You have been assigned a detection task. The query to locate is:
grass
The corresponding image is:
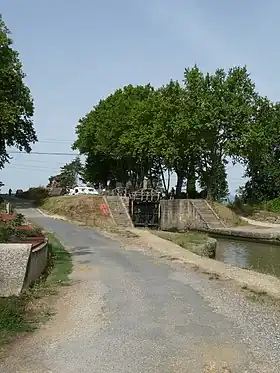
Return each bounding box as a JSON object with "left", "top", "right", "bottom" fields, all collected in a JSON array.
[
  {"left": 211, "top": 202, "right": 246, "bottom": 227},
  {"left": 154, "top": 230, "right": 206, "bottom": 246},
  {"left": 0, "top": 233, "right": 72, "bottom": 349},
  {"left": 41, "top": 195, "right": 115, "bottom": 228},
  {"left": 227, "top": 199, "right": 280, "bottom": 223},
  {"left": 44, "top": 233, "right": 72, "bottom": 287},
  {"left": 152, "top": 230, "right": 215, "bottom": 257}
]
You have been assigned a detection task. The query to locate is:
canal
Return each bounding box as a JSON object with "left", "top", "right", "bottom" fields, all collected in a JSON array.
[{"left": 215, "top": 237, "right": 280, "bottom": 278}]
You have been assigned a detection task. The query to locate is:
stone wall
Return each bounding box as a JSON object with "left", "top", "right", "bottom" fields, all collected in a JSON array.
[
  {"left": 160, "top": 199, "right": 207, "bottom": 231},
  {"left": 0, "top": 241, "right": 48, "bottom": 297}
]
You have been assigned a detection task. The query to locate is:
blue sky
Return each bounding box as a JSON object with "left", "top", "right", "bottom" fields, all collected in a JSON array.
[{"left": 0, "top": 0, "right": 279, "bottom": 193}]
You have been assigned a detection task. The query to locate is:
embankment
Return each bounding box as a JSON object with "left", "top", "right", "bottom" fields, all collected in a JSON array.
[
  {"left": 198, "top": 226, "right": 280, "bottom": 243},
  {"left": 40, "top": 195, "right": 115, "bottom": 228},
  {"left": 130, "top": 228, "right": 280, "bottom": 300}
]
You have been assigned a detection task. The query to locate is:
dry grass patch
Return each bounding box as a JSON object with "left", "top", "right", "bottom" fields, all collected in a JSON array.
[
  {"left": 41, "top": 195, "right": 115, "bottom": 228},
  {"left": 211, "top": 202, "right": 246, "bottom": 227}
]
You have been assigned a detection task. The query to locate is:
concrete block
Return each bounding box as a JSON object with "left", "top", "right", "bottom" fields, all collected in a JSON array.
[{"left": 0, "top": 243, "right": 32, "bottom": 297}]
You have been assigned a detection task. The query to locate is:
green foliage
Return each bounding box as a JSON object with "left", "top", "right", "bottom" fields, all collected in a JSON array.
[
  {"left": 153, "top": 231, "right": 214, "bottom": 257},
  {"left": 72, "top": 64, "right": 269, "bottom": 201},
  {"left": 264, "top": 198, "right": 280, "bottom": 213},
  {"left": 227, "top": 198, "right": 256, "bottom": 217},
  {"left": 44, "top": 233, "right": 73, "bottom": 286},
  {"left": 0, "top": 297, "right": 33, "bottom": 337},
  {"left": 236, "top": 98, "right": 280, "bottom": 204},
  {"left": 20, "top": 187, "right": 49, "bottom": 205},
  {"left": 49, "top": 156, "right": 83, "bottom": 189},
  {"left": 0, "top": 215, "right": 41, "bottom": 243},
  {"left": 0, "top": 15, "right": 37, "bottom": 168}
]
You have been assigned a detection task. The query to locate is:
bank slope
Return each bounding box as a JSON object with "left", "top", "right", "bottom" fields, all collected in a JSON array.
[{"left": 40, "top": 195, "right": 115, "bottom": 228}]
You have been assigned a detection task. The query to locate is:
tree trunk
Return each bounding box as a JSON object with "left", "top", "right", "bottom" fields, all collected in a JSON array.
[
  {"left": 167, "top": 169, "right": 171, "bottom": 191},
  {"left": 159, "top": 163, "right": 168, "bottom": 195},
  {"left": 175, "top": 171, "right": 184, "bottom": 198},
  {"left": 186, "top": 162, "right": 196, "bottom": 198},
  {"left": 206, "top": 187, "right": 213, "bottom": 200}
]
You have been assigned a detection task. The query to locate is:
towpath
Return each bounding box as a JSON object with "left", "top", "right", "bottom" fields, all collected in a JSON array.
[{"left": 1, "top": 203, "right": 280, "bottom": 372}]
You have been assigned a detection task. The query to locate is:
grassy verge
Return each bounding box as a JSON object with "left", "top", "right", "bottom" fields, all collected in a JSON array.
[
  {"left": 43, "top": 233, "right": 72, "bottom": 287},
  {"left": 211, "top": 202, "right": 247, "bottom": 226},
  {"left": 227, "top": 199, "right": 280, "bottom": 223},
  {"left": 152, "top": 230, "right": 215, "bottom": 257},
  {"left": 0, "top": 233, "right": 72, "bottom": 350}
]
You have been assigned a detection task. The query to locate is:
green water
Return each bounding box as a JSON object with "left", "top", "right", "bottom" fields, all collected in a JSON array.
[{"left": 215, "top": 237, "right": 280, "bottom": 278}]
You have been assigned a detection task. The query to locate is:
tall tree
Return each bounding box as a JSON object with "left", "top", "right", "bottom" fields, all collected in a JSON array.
[
  {"left": 0, "top": 15, "right": 37, "bottom": 167},
  {"left": 237, "top": 97, "right": 280, "bottom": 203},
  {"left": 192, "top": 66, "right": 257, "bottom": 200},
  {"left": 73, "top": 65, "right": 260, "bottom": 201},
  {"left": 51, "top": 157, "right": 83, "bottom": 189},
  {"left": 74, "top": 84, "right": 155, "bottom": 189},
  {"left": 150, "top": 80, "right": 195, "bottom": 197}
]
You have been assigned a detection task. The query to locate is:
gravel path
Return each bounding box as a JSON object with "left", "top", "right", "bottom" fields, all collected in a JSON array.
[{"left": 1, "top": 205, "right": 280, "bottom": 372}]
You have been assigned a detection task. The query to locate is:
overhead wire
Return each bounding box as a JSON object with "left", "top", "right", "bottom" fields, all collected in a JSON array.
[{"left": 9, "top": 151, "right": 79, "bottom": 156}]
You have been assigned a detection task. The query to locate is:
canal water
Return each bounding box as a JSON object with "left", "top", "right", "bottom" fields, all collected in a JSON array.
[{"left": 214, "top": 237, "right": 280, "bottom": 278}]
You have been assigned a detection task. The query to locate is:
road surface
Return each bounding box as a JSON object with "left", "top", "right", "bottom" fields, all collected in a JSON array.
[{"left": 1, "top": 203, "right": 280, "bottom": 372}]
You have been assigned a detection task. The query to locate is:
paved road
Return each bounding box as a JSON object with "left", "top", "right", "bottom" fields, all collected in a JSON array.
[{"left": 1, "top": 204, "right": 280, "bottom": 372}]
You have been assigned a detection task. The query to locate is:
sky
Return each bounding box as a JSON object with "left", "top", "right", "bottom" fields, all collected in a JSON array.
[{"left": 0, "top": 0, "right": 279, "bottom": 194}]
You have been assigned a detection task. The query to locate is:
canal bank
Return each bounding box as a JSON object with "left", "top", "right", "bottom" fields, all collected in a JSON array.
[
  {"left": 154, "top": 228, "right": 280, "bottom": 279},
  {"left": 193, "top": 225, "right": 280, "bottom": 243},
  {"left": 128, "top": 228, "right": 280, "bottom": 300}
]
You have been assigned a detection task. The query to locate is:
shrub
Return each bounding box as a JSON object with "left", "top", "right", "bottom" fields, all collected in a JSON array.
[
  {"left": 264, "top": 197, "right": 280, "bottom": 213},
  {"left": 0, "top": 215, "right": 42, "bottom": 243},
  {"left": 227, "top": 198, "right": 256, "bottom": 216},
  {"left": 19, "top": 187, "right": 49, "bottom": 205}
]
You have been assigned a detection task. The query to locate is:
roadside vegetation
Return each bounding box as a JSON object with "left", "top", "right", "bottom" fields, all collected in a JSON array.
[
  {"left": 0, "top": 213, "right": 42, "bottom": 243},
  {"left": 152, "top": 231, "right": 215, "bottom": 258},
  {"left": 210, "top": 202, "right": 246, "bottom": 227},
  {"left": 19, "top": 187, "right": 49, "bottom": 206},
  {"left": 0, "top": 234, "right": 72, "bottom": 352},
  {"left": 228, "top": 197, "right": 280, "bottom": 224}
]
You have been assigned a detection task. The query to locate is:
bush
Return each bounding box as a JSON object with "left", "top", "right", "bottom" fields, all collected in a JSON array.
[
  {"left": 19, "top": 187, "right": 49, "bottom": 205},
  {"left": 0, "top": 214, "right": 42, "bottom": 243},
  {"left": 227, "top": 198, "right": 256, "bottom": 216},
  {"left": 263, "top": 197, "right": 280, "bottom": 213}
]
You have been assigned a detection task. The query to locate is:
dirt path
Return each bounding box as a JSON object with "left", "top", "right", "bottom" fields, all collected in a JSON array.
[{"left": 0, "top": 206, "right": 280, "bottom": 372}]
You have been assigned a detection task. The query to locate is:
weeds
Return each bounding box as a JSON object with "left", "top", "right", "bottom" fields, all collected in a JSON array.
[{"left": 153, "top": 231, "right": 214, "bottom": 257}]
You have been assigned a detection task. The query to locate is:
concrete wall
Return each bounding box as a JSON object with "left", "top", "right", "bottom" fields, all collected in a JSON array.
[
  {"left": 0, "top": 241, "right": 48, "bottom": 297},
  {"left": 23, "top": 241, "right": 48, "bottom": 290},
  {"left": 160, "top": 199, "right": 207, "bottom": 231}
]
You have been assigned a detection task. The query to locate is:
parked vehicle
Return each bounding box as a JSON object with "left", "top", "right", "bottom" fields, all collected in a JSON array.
[{"left": 68, "top": 186, "right": 99, "bottom": 196}]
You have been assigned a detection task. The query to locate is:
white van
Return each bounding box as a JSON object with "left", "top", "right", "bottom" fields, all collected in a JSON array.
[{"left": 68, "top": 186, "right": 99, "bottom": 196}]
